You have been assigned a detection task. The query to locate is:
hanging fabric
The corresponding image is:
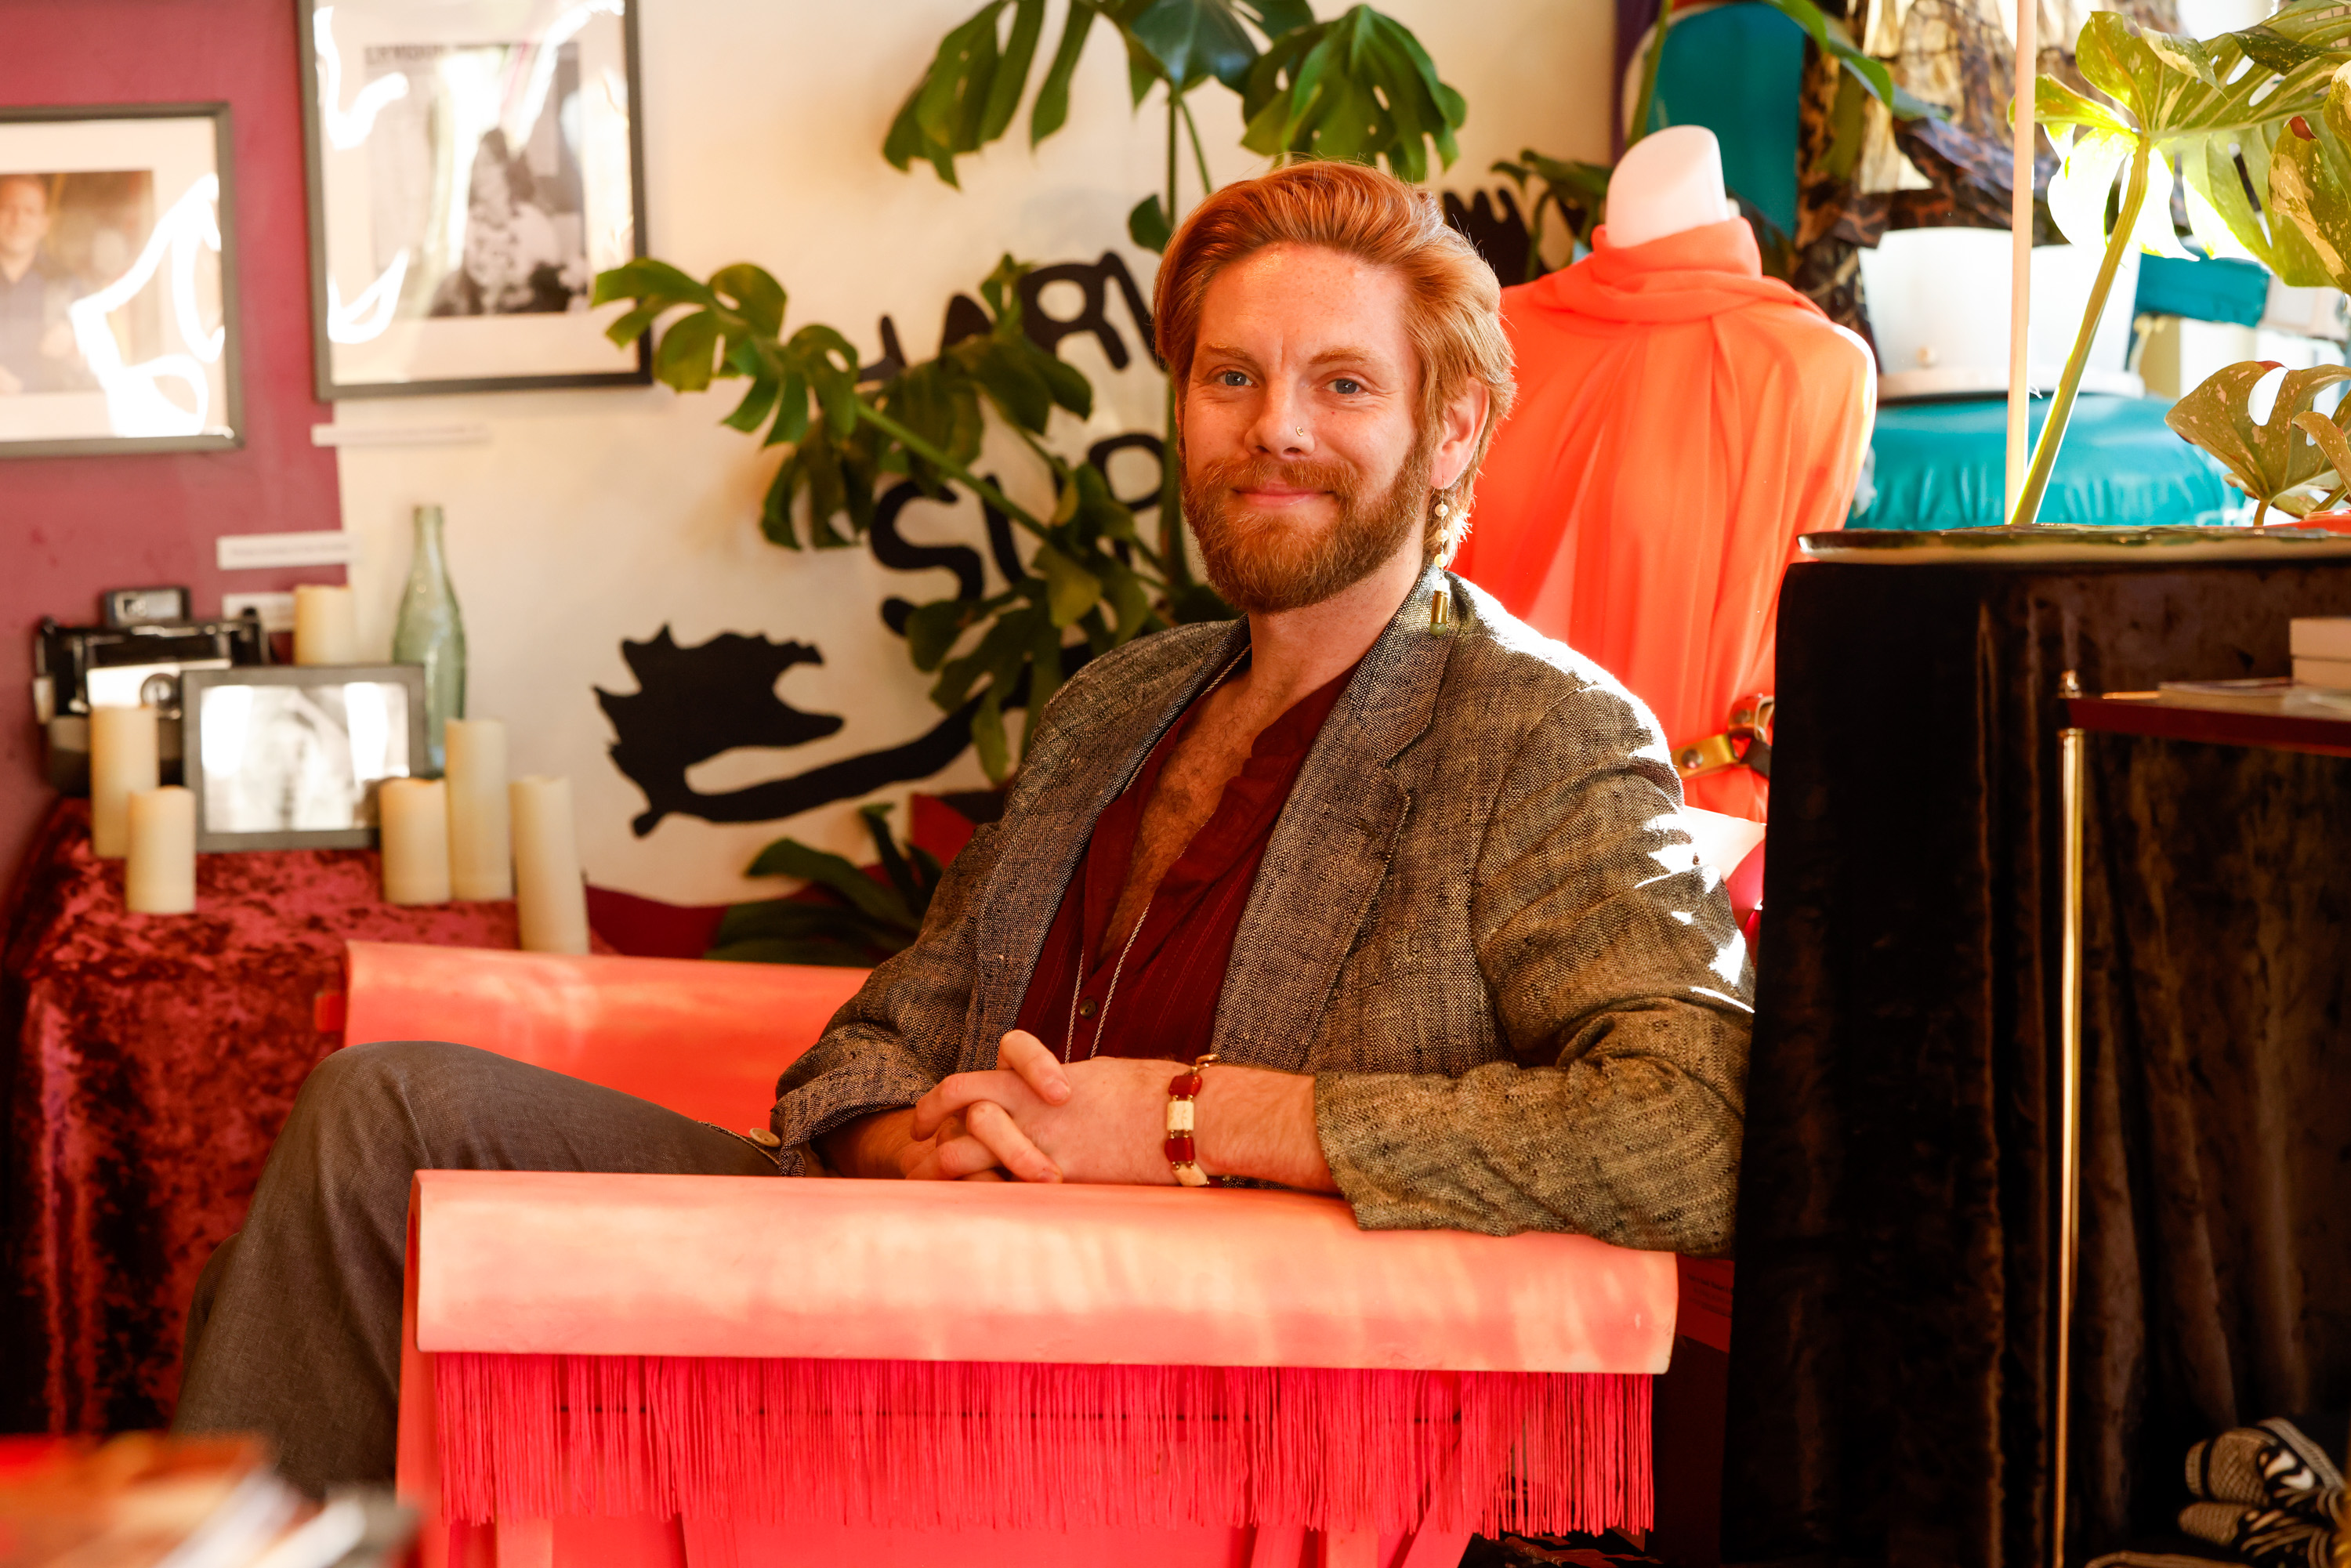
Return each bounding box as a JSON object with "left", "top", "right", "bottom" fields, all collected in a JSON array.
[{"left": 1454, "top": 217, "right": 1873, "bottom": 820}]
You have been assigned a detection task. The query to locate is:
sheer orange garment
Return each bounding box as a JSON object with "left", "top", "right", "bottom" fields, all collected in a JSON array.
[{"left": 1452, "top": 218, "right": 1873, "bottom": 820}]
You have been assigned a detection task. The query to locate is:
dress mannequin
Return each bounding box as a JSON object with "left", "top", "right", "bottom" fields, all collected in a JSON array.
[
  {"left": 1451, "top": 126, "right": 1873, "bottom": 820},
  {"left": 1604, "top": 126, "right": 1732, "bottom": 249}
]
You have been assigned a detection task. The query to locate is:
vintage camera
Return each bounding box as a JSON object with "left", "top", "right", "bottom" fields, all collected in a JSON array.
[{"left": 36, "top": 588, "right": 273, "bottom": 794}]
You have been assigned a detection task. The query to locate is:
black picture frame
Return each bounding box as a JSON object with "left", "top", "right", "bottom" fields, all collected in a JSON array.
[
  {"left": 0, "top": 103, "right": 243, "bottom": 459},
  {"left": 183, "top": 664, "right": 429, "bottom": 851},
  {"left": 295, "top": 0, "right": 651, "bottom": 400}
]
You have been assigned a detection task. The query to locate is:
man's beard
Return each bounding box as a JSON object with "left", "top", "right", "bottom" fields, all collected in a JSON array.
[{"left": 1183, "top": 437, "right": 1433, "bottom": 614}]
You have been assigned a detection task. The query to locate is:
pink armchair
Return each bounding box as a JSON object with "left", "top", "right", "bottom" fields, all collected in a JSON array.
[{"left": 340, "top": 941, "right": 1681, "bottom": 1568}]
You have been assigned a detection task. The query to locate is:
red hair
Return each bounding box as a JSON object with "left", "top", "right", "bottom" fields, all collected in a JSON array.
[{"left": 1154, "top": 161, "right": 1516, "bottom": 563}]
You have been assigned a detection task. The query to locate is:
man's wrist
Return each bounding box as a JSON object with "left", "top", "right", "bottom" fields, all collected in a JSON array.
[
  {"left": 818, "top": 1106, "right": 918, "bottom": 1179},
  {"left": 1190, "top": 1064, "right": 1338, "bottom": 1193}
]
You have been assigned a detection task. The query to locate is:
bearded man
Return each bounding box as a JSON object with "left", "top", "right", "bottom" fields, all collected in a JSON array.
[{"left": 176, "top": 161, "right": 1751, "bottom": 1494}]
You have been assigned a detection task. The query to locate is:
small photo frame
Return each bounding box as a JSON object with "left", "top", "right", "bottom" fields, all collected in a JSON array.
[
  {"left": 297, "top": 0, "right": 650, "bottom": 398},
  {"left": 0, "top": 104, "right": 241, "bottom": 458},
  {"left": 183, "top": 665, "right": 427, "bottom": 851}
]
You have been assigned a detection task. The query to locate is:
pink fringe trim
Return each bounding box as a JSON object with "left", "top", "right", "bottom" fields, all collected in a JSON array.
[{"left": 434, "top": 1355, "right": 1649, "bottom": 1538}]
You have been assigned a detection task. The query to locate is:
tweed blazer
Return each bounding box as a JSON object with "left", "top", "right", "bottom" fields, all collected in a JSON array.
[{"left": 770, "top": 567, "right": 1753, "bottom": 1253}]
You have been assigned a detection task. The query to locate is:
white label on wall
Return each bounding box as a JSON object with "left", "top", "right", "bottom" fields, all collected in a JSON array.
[{"left": 216, "top": 531, "right": 355, "bottom": 570}]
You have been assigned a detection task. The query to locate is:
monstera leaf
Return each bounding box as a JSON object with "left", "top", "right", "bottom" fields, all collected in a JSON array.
[
  {"left": 2037, "top": 11, "right": 2340, "bottom": 277},
  {"left": 2164, "top": 360, "right": 2351, "bottom": 523},
  {"left": 2269, "top": 60, "right": 2351, "bottom": 291},
  {"left": 1240, "top": 6, "right": 1465, "bottom": 180},
  {"left": 885, "top": 0, "right": 1317, "bottom": 186}
]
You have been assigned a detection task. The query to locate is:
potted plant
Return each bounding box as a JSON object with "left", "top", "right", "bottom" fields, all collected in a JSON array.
[{"left": 2016, "top": 1, "right": 2351, "bottom": 523}]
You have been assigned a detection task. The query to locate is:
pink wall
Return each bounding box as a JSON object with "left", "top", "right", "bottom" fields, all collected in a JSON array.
[{"left": 1, "top": 0, "right": 343, "bottom": 897}]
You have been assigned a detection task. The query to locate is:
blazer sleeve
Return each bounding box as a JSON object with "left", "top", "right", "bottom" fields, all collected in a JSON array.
[
  {"left": 764, "top": 813, "right": 1005, "bottom": 1174},
  {"left": 1310, "top": 683, "right": 1753, "bottom": 1253}
]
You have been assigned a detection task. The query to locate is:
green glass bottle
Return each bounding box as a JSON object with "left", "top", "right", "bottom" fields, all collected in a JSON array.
[{"left": 392, "top": 503, "right": 466, "bottom": 777}]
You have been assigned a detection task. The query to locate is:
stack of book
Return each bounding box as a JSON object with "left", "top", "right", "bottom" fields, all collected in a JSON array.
[
  {"left": 0, "top": 1433, "right": 412, "bottom": 1567},
  {"left": 2292, "top": 617, "right": 2351, "bottom": 698}
]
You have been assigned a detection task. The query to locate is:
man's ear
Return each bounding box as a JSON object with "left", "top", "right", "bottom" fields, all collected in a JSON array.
[{"left": 1433, "top": 382, "right": 1490, "bottom": 491}]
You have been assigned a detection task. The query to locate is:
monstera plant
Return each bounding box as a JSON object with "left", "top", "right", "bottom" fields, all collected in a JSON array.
[
  {"left": 595, "top": 255, "right": 1161, "bottom": 780},
  {"left": 886, "top": 0, "right": 1466, "bottom": 577},
  {"left": 2016, "top": 3, "right": 2351, "bottom": 524}
]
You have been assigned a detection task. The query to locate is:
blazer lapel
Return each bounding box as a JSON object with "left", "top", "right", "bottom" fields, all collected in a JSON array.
[
  {"left": 1212, "top": 568, "right": 1460, "bottom": 1071},
  {"left": 965, "top": 621, "right": 1251, "bottom": 1053}
]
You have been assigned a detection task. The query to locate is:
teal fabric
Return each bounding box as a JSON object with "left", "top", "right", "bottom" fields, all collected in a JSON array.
[
  {"left": 2133, "top": 253, "right": 2269, "bottom": 327},
  {"left": 1854, "top": 394, "right": 2234, "bottom": 530},
  {"left": 1646, "top": 4, "right": 1805, "bottom": 239}
]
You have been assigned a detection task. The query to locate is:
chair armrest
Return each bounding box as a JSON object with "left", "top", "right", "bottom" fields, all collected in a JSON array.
[
  {"left": 344, "top": 942, "right": 870, "bottom": 1127},
  {"left": 411, "top": 1170, "right": 1678, "bottom": 1373}
]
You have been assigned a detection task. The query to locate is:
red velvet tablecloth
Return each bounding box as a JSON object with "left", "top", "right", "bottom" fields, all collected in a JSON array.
[{"left": 0, "top": 798, "right": 542, "bottom": 1434}]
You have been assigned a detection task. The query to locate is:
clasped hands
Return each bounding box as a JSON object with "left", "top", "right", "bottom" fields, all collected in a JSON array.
[
  {"left": 828, "top": 1030, "right": 1182, "bottom": 1185},
  {"left": 820, "top": 1030, "right": 1335, "bottom": 1191}
]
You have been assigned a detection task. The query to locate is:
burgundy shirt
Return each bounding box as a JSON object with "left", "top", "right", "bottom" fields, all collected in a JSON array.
[{"left": 1012, "top": 657, "right": 1359, "bottom": 1063}]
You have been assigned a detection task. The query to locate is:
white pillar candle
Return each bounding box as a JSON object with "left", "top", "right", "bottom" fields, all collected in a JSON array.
[
  {"left": 89, "top": 704, "right": 160, "bottom": 860},
  {"left": 444, "top": 718, "right": 513, "bottom": 901},
  {"left": 511, "top": 775, "right": 589, "bottom": 954},
  {"left": 378, "top": 777, "right": 452, "bottom": 905},
  {"left": 293, "top": 584, "right": 359, "bottom": 666},
  {"left": 125, "top": 786, "right": 196, "bottom": 914}
]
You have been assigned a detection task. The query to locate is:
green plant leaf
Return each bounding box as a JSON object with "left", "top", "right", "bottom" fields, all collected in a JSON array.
[
  {"left": 710, "top": 897, "right": 904, "bottom": 950},
  {"left": 2164, "top": 357, "right": 2351, "bottom": 517},
  {"left": 602, "top": 299, "right": 668, "bottom": 348},
  {"left": 904, "top": 596, "right": 976, "bottom": 671},
  {"left": 1115, "top": 0, "right": 1262, "bottom": 91},
  {"left": 972, "top": 340, "right": 1054, "bottom": 432},
  {"left": 1751, "top": 0, "right": 1937, "bottom": 120},
  {"left": 980, "top": 0, "right": 1049, "bottom": 143},
  {"left": 653, "top": 310, "right": 723, "bottom": 391},
  {"left": 722, "top": 375, "right": 779, "bottom": 433},
  {"left": 1031, "top": 0, "right": 1097, "bottom": 143},
  {"left": 972, "top": 687, "right": 1012, "bottom": 780},
  {"left": 860, "top": 802, "right": 926, "bottom": 914},
  {"left": 1026, "top": 607, "right": 1068, "bottom": 727},
  {"left": 1033, "top": 539, "right": 1105, "bottom": 626},
  {"left": 591, "top": 258, "right": 713, "bottom": 309},
  {"left": 2036, "top": 14, "right": 2341, "bottom": 276},
  {"left": 1240, "top": 6, "right": 1465, "bottom": 178},
  {"left": 1128, "top": 192, "right": 1173, "bottom": 252},
  {"left": 2269, "top": 60, "right": 2351, "bottom": 289},
  {"left": 745, "top": 837, "right": 917, "bottom": 929},
  {"left": 708, "top": 263, "right": 786, "bottom": 337}
]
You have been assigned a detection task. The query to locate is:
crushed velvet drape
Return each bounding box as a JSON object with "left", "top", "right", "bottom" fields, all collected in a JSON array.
[
  {"left": 1726, "top": 556, "right": 2351, "bottom": 1568},
  {"left": 1, "top": 799, "right": 544, "bottom": 1435}
]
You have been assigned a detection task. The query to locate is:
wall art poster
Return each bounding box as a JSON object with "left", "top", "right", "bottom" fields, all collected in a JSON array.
[
  {"left": 0, "top": 105, "right": 239, "bottom": 458},
  {"left": 299, "top": 0, "right": 648, "bottom": 397}
]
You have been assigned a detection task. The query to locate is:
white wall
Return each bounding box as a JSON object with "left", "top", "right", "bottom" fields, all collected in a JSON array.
[{"left": 335, "top": 0, "right": 1614, "bottom": 906}]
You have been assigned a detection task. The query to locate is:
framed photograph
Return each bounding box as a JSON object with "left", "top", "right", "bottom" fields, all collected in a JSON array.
[
  {"left": 183, "top": 665, "right": 428, "bottom": 851},
  {"left": 0, "top": 104, "right": 241, "bottom": 458},
  {"left": 296, "top": 0, "right": 650, "bottom": 398}
]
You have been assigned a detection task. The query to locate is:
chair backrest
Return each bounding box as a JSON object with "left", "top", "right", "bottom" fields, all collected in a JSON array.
[{"left": 342, "top": 942, "right": 871, "bottom": 1127}]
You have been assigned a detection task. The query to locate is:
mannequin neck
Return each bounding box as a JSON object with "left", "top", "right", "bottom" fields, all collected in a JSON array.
[{"left": 1605, "top": 127, "right": 1732, "bottom": 249}]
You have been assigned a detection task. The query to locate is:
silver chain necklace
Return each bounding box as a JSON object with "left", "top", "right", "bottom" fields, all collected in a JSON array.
[{"left": 1061, "top": 648, "right": 1249, "bottom": 1063}]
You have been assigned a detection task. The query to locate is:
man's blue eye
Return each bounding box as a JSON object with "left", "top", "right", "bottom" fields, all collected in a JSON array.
[
  {"left": 1332, "top": 378, "right": 1362, "bottom": 395},
  {"left": 1219, "top": 370, "right": 1248, "bottom": 386}
]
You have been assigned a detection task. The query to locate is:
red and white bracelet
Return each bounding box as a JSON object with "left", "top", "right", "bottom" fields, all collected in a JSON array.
[{"left": 1165, "top": 1052, "right": 1224, "bottom": 1187}]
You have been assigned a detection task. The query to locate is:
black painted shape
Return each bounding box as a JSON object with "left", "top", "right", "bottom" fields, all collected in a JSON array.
[
  {"left": 859, "top": 315, "right": 910, "bottom": 384},
  {"left": 1443, "top": 187, "right": 1543, "bottom": 285},
  {"left": 940, "top": 293, "right": 992, "bottom": 353},
  {"left": 626, "top": 695, "right": 986, "bottom": 836},
  {"left": 983, "top": 491, "right": 1024, "bottom": 586},
  {"left": 1087, "top": 431, "right": 1165, "bottom": 513},
  {"left": 871, "top": 479, "right": 987, "bottom": 635},
  {"left": 596, "top": 626, "right": 846, "bottom": 836},
  {"left": 1018, "top": 252, "right": 1157, "bottom": 370}
]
